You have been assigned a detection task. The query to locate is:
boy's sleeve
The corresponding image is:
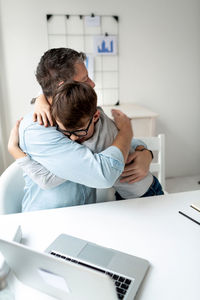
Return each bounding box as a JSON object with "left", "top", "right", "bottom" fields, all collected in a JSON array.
[{"left": 16, "top": 155, "right": 66, "bottom": 190}]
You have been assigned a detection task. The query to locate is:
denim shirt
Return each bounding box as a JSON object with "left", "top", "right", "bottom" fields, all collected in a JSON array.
[
  {"left": 19, "top": 111, "right": 124, "bottom": 211},
  {"left": 19, "top": 111, "right": 146, "bottom": 212}
]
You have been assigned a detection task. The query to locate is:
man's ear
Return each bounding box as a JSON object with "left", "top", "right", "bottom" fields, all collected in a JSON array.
[{"left": 93, "top": 109, "right": 100, "bottom": 122}]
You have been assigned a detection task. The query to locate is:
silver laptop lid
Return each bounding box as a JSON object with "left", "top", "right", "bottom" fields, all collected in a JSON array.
[
  {"left": 46, "top": 234, "right": 149, "bottom": 300},
  {"left": 0, "top": 238, "right": 118, "bottom": 300}
]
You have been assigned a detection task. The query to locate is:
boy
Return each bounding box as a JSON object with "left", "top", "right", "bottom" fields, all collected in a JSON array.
[{"left": 9, "top": 82, "right": 164, "bottom": 199}]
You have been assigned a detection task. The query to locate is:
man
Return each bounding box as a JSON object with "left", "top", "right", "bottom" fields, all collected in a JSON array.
[
  {"left": 17, "top": 48, "right": 152, "bottom": 211},
  {"left": 33, "top": 48, "right": 152, "bottom": 184},
  {"left": 9, "top": 82, "right": 163, "bottom": 199}
]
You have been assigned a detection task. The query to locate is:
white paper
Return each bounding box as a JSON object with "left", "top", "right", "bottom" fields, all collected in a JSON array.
[
  {"left": 38, "top": 268, "right": 70, "bottom": 293},
  {"left": 85, "top": 16, "right": 100, "bottom": 27},
  {"left": 85, "top": 55, "right": 94, "bottom": 80},
  {"left": 94, "top": 36, "right": 117, "bottom": 55}
]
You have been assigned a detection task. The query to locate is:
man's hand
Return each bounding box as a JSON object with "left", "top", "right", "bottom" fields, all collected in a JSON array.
[
  {"left": 120, "top": 149, "right": 152, "bottom": 183},
  {"left": 111, "top": 109, "right": 132, "bottom": 134},
  {"left": 33, "top": 94, "right": 53, "bottom": 127},
  {"left": 8, "top": 118, "right": 27, "bottom": 159}
]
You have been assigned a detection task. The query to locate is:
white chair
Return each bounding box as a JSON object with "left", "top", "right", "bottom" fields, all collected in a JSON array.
[
  {"left": 0, "top": 162, "right": 25, "bottom": 214},
  {"left": 138, "top": 134, "right": 165, "bottom": 190},
  {"left": 97, "top": 134, "right": 166, "bottom": 202}
]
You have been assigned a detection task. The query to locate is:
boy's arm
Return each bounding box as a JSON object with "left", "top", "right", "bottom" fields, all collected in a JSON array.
[
  {"left": 8, "top": 119, "right": 26, "bottom": 159},
  {"left": 17, "top": 156, "right": 66, "bottom": 190},
  {"left": 8, "top": 120, "right": 66, "bottom": 190},
  {"left": 32, "top": 94, "right": 53, "bottom": 127}
]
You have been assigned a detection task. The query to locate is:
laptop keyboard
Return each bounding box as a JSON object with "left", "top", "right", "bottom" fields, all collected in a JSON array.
[{"left": 50, "top": 251, "right": 132, "bottom": 299}]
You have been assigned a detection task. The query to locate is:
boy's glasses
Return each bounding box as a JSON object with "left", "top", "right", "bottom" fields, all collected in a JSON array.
[{"left": 56, "top": 116, "right": 93, "bottom": 137}]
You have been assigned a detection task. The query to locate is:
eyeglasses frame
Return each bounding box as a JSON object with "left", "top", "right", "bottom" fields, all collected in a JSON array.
[{"left": 56, "top": 116, "right": 94, "bottom": 137}]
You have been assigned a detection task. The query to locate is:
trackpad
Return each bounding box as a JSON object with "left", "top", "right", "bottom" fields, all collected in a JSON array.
[{"left": 78, "top": 244, "right": 114, "bottom": 267}]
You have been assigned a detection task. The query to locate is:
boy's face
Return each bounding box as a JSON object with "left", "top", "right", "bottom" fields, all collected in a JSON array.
[{"left": 57, "top": 110, "right": 100, "bottom": 143}]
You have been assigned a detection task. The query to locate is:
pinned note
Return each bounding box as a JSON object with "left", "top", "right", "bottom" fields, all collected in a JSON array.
[
  {"left": 94, "top": 36, "right": 117, "bottom": 55},
  {"left": 85, "top": 16, "right": 100, "bottom": 27}
]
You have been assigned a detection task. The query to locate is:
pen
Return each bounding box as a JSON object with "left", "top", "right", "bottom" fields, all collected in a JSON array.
[
  {"left": 178, "top": 211, "right": 200, "bottom": 225},
  {"left": 190, "top": 205, "right": 200, "bottom": 213}
]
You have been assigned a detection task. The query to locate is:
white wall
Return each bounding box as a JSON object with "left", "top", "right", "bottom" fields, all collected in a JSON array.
[
  {"left": 0, "top": 0, "right": 200, "bottom": 177},
  {"left": 0, "top": 20, "right": 10, "bottom": 173}
]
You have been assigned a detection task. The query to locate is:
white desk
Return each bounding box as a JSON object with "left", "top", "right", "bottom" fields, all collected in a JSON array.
[
  {"left": 0, "top": 191, "right": 200, "bottom": 300},
  {"left": 102, "top": 103, "right": 158, "bottom": 137}
]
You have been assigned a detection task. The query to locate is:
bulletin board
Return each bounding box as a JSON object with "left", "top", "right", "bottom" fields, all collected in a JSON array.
[{"left": 46, "top": 14, "right": 119, "bottom": 106}]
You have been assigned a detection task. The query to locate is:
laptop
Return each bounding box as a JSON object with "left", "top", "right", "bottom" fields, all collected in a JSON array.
[{"left": 0, "top": 233, "right": 149, "bottom": 299}]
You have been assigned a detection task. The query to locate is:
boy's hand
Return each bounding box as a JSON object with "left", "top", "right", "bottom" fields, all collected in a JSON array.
[
  {"left": 33, "top": 94, "right": 53, "bottom": 127},
  {"left": 8, "top": 118, "right": 27, "bottom": 159}
]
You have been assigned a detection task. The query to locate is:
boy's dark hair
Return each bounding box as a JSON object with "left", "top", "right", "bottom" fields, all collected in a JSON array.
[
  {"left": 36, "top": 48, "right": 86, "bottom": 97},
  {"left": 51, "top": 82, "right": 97, "bottom": 129}
]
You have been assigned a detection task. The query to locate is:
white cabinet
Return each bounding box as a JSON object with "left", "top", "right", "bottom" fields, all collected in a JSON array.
[{"left": 101, "top": 103, "right": 158, "bottom": 137}]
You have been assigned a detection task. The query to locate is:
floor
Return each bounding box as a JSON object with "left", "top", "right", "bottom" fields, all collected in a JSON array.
[{"left": 165, "top": 174, "right": 200, "bottom": 193}]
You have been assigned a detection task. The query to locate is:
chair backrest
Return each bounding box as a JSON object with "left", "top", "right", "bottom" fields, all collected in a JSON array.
[
  {"left": 97, "top": 134, "right": 166, "bottom": 202},
  {"left": 138, "top": 134, "right": 165, "bottom": 189},
  {"left": 0, "top": 162, "right": 25, "bottom": 214}
]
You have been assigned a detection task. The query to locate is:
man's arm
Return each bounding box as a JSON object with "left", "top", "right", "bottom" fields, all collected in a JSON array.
[
  {"left": 31, "top": 93, "right": 150, "bottom": 184},
  {"left": 121, "top": 145, "right": 152, "bottom": 184},
  {"left": 92, "top": 108, "right": 152, "bottom": 184},
  {"left": 23, "top": 110, "right": 132, "bottom": 190},
  {"left": 32, "top": 95, "right": 152, "bottom": 184},
  {"left": 19, "top": 110, "right": 132, "bottom": 189},
  {"left": 9, "top": 111, "right": 132, "bottom": 190},
  {"left": 111, "top": 109, "right": 133, "bottom": 163}
]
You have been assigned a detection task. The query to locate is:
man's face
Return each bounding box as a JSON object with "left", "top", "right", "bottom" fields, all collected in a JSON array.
[
  {"left": 56, "top": 62, "right": 97, "bottom": 142},
  {"left": 73, "top": 63, "right": 95, "bottom": 88}
]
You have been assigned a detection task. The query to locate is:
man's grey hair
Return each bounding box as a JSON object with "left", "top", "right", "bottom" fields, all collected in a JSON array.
[{"left": 36, "top": 48, "right": 86, "bottom": 97}]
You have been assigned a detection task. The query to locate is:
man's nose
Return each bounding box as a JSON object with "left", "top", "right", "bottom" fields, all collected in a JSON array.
[
  {"left": 88, "top": 77, "right": 95, "bottom": 88},
  {"left": 70, "top": 134, "right": 79, "bottom": 141}
]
